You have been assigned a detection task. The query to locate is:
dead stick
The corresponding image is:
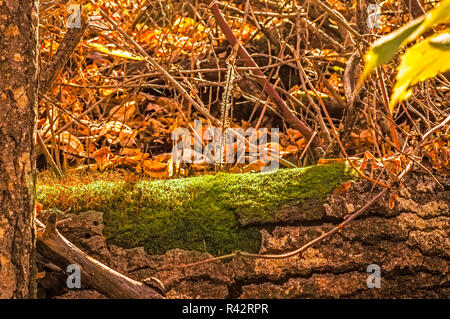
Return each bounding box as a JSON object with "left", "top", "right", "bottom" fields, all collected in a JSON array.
[
  {"left": 36, "top": 217, "right": 164, "bottom": 299},
  {"left": 39, "top": 9, "right": 89, "bottom": 97},
  {"left": 37, "top": 9, "right": 89, "bottom": 173},
  {"left": 163, "top": 188, "right": 388, "bottom": 269},
  {"left": 309, "top": 0, "right": 365, "bottom": 43}
]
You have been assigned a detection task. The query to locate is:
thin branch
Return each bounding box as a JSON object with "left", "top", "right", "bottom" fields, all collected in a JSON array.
[
  {"left": 163, "top": 188, "right": 388, "bottom": 269},
  {"left": 39, "top": 9, "right": 89, "bottom": 97},
  {"left": 309, "top": 0, "right": 365, "bottom": 44},
  {"left": 207, "top": 0, "right": 326, "bottom": 152}
]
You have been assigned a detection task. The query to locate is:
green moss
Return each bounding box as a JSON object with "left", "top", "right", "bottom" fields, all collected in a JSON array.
[{"left": 37, "top": 163, "right": 356, "bottom": 255}]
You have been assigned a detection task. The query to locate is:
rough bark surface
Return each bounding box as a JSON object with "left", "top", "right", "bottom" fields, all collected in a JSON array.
[
  {"left": 0, "top": 0, "right": 39, "bottom": 298},
  {"left": 48, "top": 170, "right": 449, "bottom": 299}
]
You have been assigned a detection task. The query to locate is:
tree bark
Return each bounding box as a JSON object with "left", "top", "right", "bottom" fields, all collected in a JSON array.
[
  {"left": 141, "top": 170, "right": 449, "bottom": 298},
  {"left": 0, "top": 0, "right": 39, "bottom": 298}
]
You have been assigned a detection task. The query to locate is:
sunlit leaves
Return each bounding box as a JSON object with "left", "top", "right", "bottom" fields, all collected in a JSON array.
[
  {"left": 390, "top": 31, "right": 450, "bottom": 109},
  {"left": 363, "top": 0, "right": 450, "bottom": 78},
  {"left": 362, "top": 17, "right": 424, "bottom": 79},
  {"left": 362, "top": 0, "right": 450, "bottom": 110},
  {"left": 406, "top": 0, "right": 450, "bottom": 42},
  {"left": 137, "top": 17, "right": 208, "bottom": 57},
  {"left": 172, "top": 17, "right": 205, "bottom": 33}
]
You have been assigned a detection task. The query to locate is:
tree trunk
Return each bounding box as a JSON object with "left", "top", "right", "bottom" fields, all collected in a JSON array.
[{"left": 0, "top": 0, "right": 39, "bottom": 298}]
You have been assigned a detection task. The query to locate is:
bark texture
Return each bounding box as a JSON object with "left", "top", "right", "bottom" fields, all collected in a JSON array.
[
  {"left": 0, "top": 0, "right": 39, "bottom": 298},
  {"left": 48, "top": 170, "right": 449, "bottom": 299}
]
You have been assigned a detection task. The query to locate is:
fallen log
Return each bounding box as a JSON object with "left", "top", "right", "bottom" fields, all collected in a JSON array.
[
  {"left": 38, "top": 163, "right": 355, "bottom": 255},
  {"left": 36, "top": 163, "right": 449, "bottom": 298}
]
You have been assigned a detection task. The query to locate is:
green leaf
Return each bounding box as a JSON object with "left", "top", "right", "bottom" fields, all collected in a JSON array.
[
  {"left": 362, "top": 17, "right": 423, "bottom": 79},
  {"left": 390, "top": 31, "right": 450, "bottom": 111},
  {"left": 362, "top": 0, "right": 450, "bottom": 79},
  {"left": 407, "top": 0, "right": 450, "bottom": 42}
]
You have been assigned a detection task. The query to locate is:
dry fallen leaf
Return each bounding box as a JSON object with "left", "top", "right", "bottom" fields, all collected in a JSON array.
[{"left": 110, "top": 100, "right": 136, "bottom": 122}]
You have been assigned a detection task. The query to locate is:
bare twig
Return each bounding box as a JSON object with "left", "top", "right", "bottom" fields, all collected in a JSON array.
[
  {"left": 39, "top": 9, "right": 89, "bottom": 97},
  {"left": 163, "top": 188, "right": 388, "bottom": 269},
  {"left": 36, "top": 217, "right": 164, "bottom": 299},
  {"left": 207, "top": 0, "right": 326, "bottom": 152},
  {"left": 309, "top": 0, "right": 365, "bottom": 44}
]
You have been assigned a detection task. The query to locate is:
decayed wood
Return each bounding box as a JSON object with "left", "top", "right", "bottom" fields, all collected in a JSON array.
[
  {"left": 143, "top": 170, "right": 449, "bottom": 298},
  {"left": 36, "top": 216, "right": 164, "bottom": 299}
]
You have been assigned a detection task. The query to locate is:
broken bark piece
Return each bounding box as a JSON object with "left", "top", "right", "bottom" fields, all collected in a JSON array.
[{"left": 37, "top": 167, "right": 449, "bottom": 298}]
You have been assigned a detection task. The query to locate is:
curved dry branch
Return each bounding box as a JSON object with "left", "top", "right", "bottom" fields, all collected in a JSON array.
[{"left": 36, "top": 216, "right": 164, "bottom": 299}]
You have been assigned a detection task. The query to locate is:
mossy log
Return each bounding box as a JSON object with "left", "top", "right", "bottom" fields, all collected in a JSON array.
[
  {"left": 37, "top": 164, "right": 449, "bottom": 298},
  {"left": 37, "top": 162, "right": 355, "bottom": 256}
]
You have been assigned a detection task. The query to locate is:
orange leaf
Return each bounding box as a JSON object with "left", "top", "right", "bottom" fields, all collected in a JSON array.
[
  {"left": 46, "top": 131, "right": 85, "bottom": 157},
  {"left": 142, "top": 159, "right": 167, "bottom": 172},
  {"left": 318, "top": 158, "right": 345, "bottom": 164},
  {"left": 110, "top": 100, "right": 136, "bottom": 122},
  {"left": 91, "top": 147, "right": 115, "bottom": 171},
  {"left": 35, "top": 201, "right": 43, "bottom": 214},
  {"left": 389, "top": 193, "right": 399, "bottom": 210}
]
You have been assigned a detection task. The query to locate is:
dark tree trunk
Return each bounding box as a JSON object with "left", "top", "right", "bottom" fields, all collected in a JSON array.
[{"left": 0, "top": 0, "right": 39, "bottom": 298}]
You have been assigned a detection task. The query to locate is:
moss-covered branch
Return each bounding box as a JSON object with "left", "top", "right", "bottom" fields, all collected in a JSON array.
[{"left": 37, "top": 163, "right": 356, "bottom": 255}]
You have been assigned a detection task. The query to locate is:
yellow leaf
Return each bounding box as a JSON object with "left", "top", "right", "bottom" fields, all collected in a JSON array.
[
  {"left": 85, "top": 42, "right": 144, "bottom": 61},
  {"left": 362, "top": 0, "right": 450, "bottom": 79},
  {"left": 390, "top": 31, "right": 450, "bottom": 110},
  {"left": 173, "top": 17, "right": 204, "bottom": 33},
  {"left": 406, "top": 0, "right": 450, "bottom": 43},
  {"left": 362, "top": 17, "right": 424, "bottom": 79}
]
